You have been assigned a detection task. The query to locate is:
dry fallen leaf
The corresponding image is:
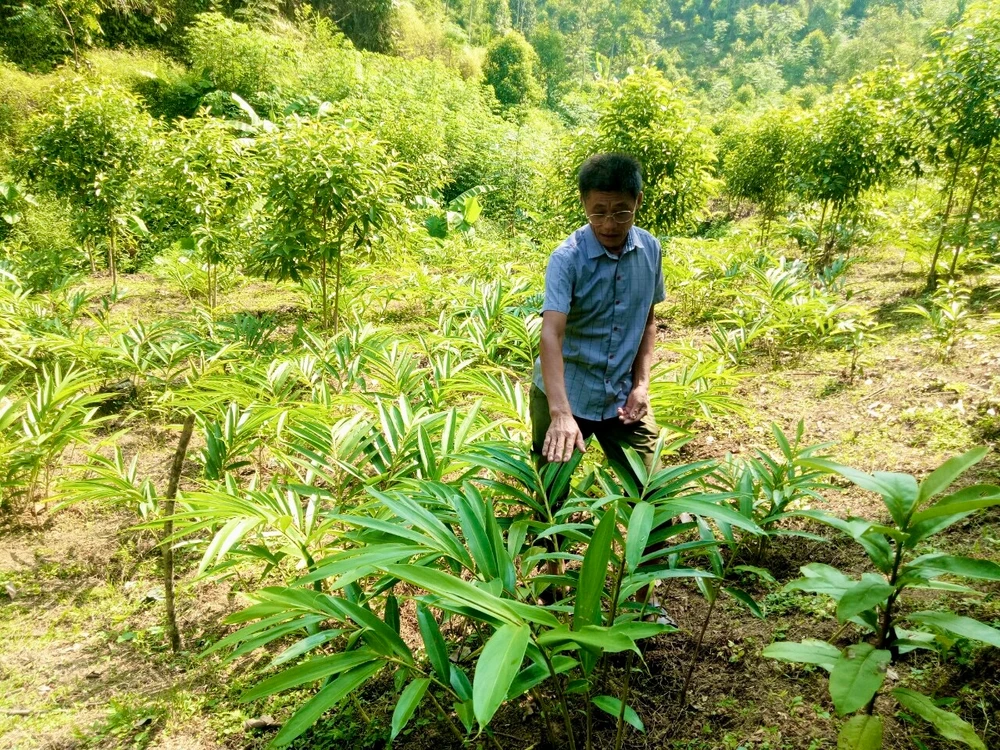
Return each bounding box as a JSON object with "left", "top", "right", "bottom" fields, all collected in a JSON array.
[{"left": 244, "top": 715, "right": 280, "bottom": 730}]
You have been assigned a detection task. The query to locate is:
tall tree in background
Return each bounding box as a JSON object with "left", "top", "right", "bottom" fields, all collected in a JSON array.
[
  {"left": 723, "top": 109, "right": 796, "bottom": 246},
  {"left": 316, "top": 0, "right": 395, "bottom": 53},
  {"left": 552, "top": 67, "right": 716, "bottom": 236},
  {"left": 21, "top": 83, "right": 152, "bottom": 285},
  {"left": 531, "top": 23, "right": 570, "bottom": 107},
  {"left": 790, "top": 84, "right": 903, "bottom": 256},
  {"left": 483, "top": 31, "right": 542, "bottom": 110},
  {"left": 252, "top": 115, "right": 403, "bottom": 331},
  {"left": 916, "top": 3, "right": 1000, "bottom": 288}
]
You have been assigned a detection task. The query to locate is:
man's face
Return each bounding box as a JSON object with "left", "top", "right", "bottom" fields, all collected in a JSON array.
[{"left": 581, "top": 190, "right": 642, "bottom": 252}]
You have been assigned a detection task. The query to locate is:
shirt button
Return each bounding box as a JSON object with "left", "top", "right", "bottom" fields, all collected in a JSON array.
[
  {"left": 605, "top": 378, "right": 610, "bottom": 384},
  {"left": 617, "top": 275, "right": 622, "bottom": 281},
  {"left": 613, "top": 326, "right": 619, "bottom": 332},
  {"left": 609, "top": 354, "right": 615, "bottom": 360},
  {"left": 615, "top": 300, "right": 621, "bottom": 305}
]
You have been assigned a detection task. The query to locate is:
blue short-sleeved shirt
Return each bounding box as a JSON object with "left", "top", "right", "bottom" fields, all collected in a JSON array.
[{"left": 532, "top": 224, "right": 666, "bottom": 421}]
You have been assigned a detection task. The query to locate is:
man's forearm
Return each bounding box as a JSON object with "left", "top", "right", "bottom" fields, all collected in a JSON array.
[
  {"left": 631, "top": 308, "right": 657, "bottom": 389},
  {"left": 540, "top": 331, "right": 572, "bottom": 417}
]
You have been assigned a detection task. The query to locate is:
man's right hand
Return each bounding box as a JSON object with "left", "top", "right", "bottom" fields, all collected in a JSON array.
[{"left": 543, "top": 414, "right": 586, "bottom": 462}]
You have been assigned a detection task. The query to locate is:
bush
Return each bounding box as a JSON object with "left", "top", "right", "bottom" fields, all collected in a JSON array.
[
  {"left": 549, "top": 67, "right": 717, "bottom": 236},
  {"left": 0, "top": 191, "right": 82, "bottom": 291},
  {"left": 0, "top": 61, "right": 56, "bottom": 146},
  {"left": 0, "top": 3, "right": 65, "bottom": 72},
  {"left": 20, "top": 80, "right": 154, "bottom": 284},
  {"left": 186, "top": 12, "right": 297, "bottom": 112},
  {"left": 84, "top": 48, "right": 210, "bottom": 120},
  {"left": 483, "top": 31, "right": 542, "bottom": 110}
]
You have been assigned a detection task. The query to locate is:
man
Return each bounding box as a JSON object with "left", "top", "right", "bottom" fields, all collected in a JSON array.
[
  {"left": 530, "top": 153, "right": 671, "bottom": 621},
  {"left": 531, "top": 152, "right": 663, "bottom": 478}
]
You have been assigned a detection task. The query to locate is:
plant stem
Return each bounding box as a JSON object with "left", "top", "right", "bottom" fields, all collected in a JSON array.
[
  {"left": 530, "top": 687, "right": 558, "bottom": 745},
  {"left": 613, "top": 650, "right": 636, "bottom": 750},
  {"left": 541, "top": 647, "right": 578, "bottom": 750},
  {"left": 614, "top": 584, "right": 653, "bottom": 750},
  {"left": 949, "top": 140, "right": 993, "bottom": 277},
  {"left": 927, "top": 140, "right": 967, "bottom": 290},
  {"left": 815, "top": 200, "right": 829, "bottom": 248},
  {"left": 109, "top": 224, "right": 118, "bottom": 288},
  {"left": 866, "top": 540, "right": 906, "bottom": 715},
  {"left": 678, "top": 591, "right": 718, "bottom": 706},
  {"left": 333, "top": 250, "right": 343, "bottom": 335},
  {"left": 320, "top": 254, "right": 328, "bottom": 330},
  {"left": 163, "top": 413, "right": 195, "bottom": 653},
  {"left": 428, "top": 690, "right": 468, "bottom": 746}
]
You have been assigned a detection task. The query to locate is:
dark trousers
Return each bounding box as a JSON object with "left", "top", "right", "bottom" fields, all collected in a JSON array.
[{"left": 529, "top": 384, "right": 659, "bottom": 505}]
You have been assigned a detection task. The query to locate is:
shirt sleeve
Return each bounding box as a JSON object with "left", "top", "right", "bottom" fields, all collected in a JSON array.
[
  {"left": 652, "top": 240, "right": 666, "bottom": 305},
  {"left": 542, "top": 250, "right": 573, "bottom": 314}
]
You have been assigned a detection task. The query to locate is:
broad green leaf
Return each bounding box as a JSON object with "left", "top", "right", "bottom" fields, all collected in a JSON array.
[
  {"left": 416, "top": 604, "right": 450, "bottom": 683},
  {"left": 240, "top": 649, "right": 379, "bottom": 703},
  {"left": 450, "top": 664, "right": 473, "bottom": 701},
  {"left": 462, "top": 195, "right": 482, "bottom": 225},
  {"left": 391, "top": 678, "right": 430, "bottom": 740},
  {"left": 507, "top": 519, "right": 529, "bottom": 558},
  {"left": 658, "top": 497, "right": 763, "bottom": 533},
  {"left": 454, "top": 699, "right": 474, "bottom": 733},
  {"left": 837, "top": 714, "right": 883, "bottom": 750},
  {"left": 725, "top": 587, "right": 763, "bottom": 619},
  {"left": 333, "top": 599, "right": 412, "bottom": 661},
  {"left": 385, "top": 565, "right": 522, "bottom": 625},
  {"left": 269, "top": 660, "right": 384, "bottom": 747},
  {"left": 784, "top": 563, "right": 854, "bottom": 600},
  {"left": 625, "top": 502, "right": 654, "bottom": 574},
  {"left": 591, "top": 695, "right": 644, "bottom": 732},
  {"left": 763, "top": 639, "right": 841, "bottom": 672},
  {"left": 916, "top": 447, "right": 989, "bottom": 504},
  {"left": 829, "top": 644, "right": 890, "bottom": 716},
  {"left": 271, "top": 629, "right": 345, "bottom": 666},
  {"left": 892, "top": 688, "right": 986, "bottom": 750},
  {"left": 537, "top": 625, "right": 637, "bottom": 654},
  {"left": 906, "top": 554, "right": 1000, "bottom": 581},
  {"left": 905, "top": 493, "right": 991, "bottom": 548},
  {"left": 804, "top": 460, "right": 917, "bottom": 526},
  {"left": 836, "top": 575, "right": 894, "bottom": 623},
  {"left": 573, "top": 504, "right": 617, "bottom": 630},
  {"left": 507, "top": 655, "right": 577, "bottom": 700},
  {"left": 906, "top": 611, "right": 1000, "bottom": 647},
  {"left": 473, "top": 624, "right": 529, "bottom": 727},
  {"left": 452, "top": 490, "right": 497, "bottom": 579},
  {"left": 910, "top": 486, "right": 1000, "bottom": 523}
]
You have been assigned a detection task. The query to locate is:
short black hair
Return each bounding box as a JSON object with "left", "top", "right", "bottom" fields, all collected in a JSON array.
[{"left": 578, "top": 153, "right": 643, "bottom": 198}]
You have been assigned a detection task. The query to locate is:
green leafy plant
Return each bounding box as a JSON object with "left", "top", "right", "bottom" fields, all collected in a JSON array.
[
  {"left": 252, "top": 114, "right": 403, "bottom": 331},
  {"left": 204, "top": 437, "right": 759, "bottom": 749},
  {"left": 764, "top": 447, "right": 1000, "bottom": 749},
  {"left": 21, "top": 82, "right": 154, "bottom": 285},
  {"left": 900, "top": 281, "right": 971, "bottom": 361}
]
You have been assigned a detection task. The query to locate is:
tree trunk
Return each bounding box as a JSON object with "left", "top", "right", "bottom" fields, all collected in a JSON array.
[
  {"left": 927, "top": 141, "right": 967, "bottom": 290},
  {"left": 163, "top": 413, "right": 196, "bottom": 653},
  {"left": 54, "top": 2, "right": 80, "bottom": 71},
  {"left": 320, "top": 254, "right": 328, "bottom": 330},
  {"left": 109, "top": 225, "right": 117, "bottom": 288},
  {"left": 333, "top": 250, "right": 343, "bottom": 336},
  {"left": 949, "top": 140, "right": 993, "bottom": 277},
  {"left": 815, "top": 200, "right": 829, "bottom": 248}
]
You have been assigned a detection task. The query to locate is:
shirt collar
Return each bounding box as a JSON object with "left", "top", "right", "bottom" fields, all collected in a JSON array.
[{"left": 585, "top": 225, "right": 636, "bottom": 259}]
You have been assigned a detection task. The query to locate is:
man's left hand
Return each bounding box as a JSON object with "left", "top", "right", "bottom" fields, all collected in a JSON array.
[{"left": 618, "top": 386, "right": 650, "bottom": 425}]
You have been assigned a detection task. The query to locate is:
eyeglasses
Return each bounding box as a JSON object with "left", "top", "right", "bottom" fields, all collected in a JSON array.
[{"left": 586, "top": 209, "right": 635, "bottom": 226}]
